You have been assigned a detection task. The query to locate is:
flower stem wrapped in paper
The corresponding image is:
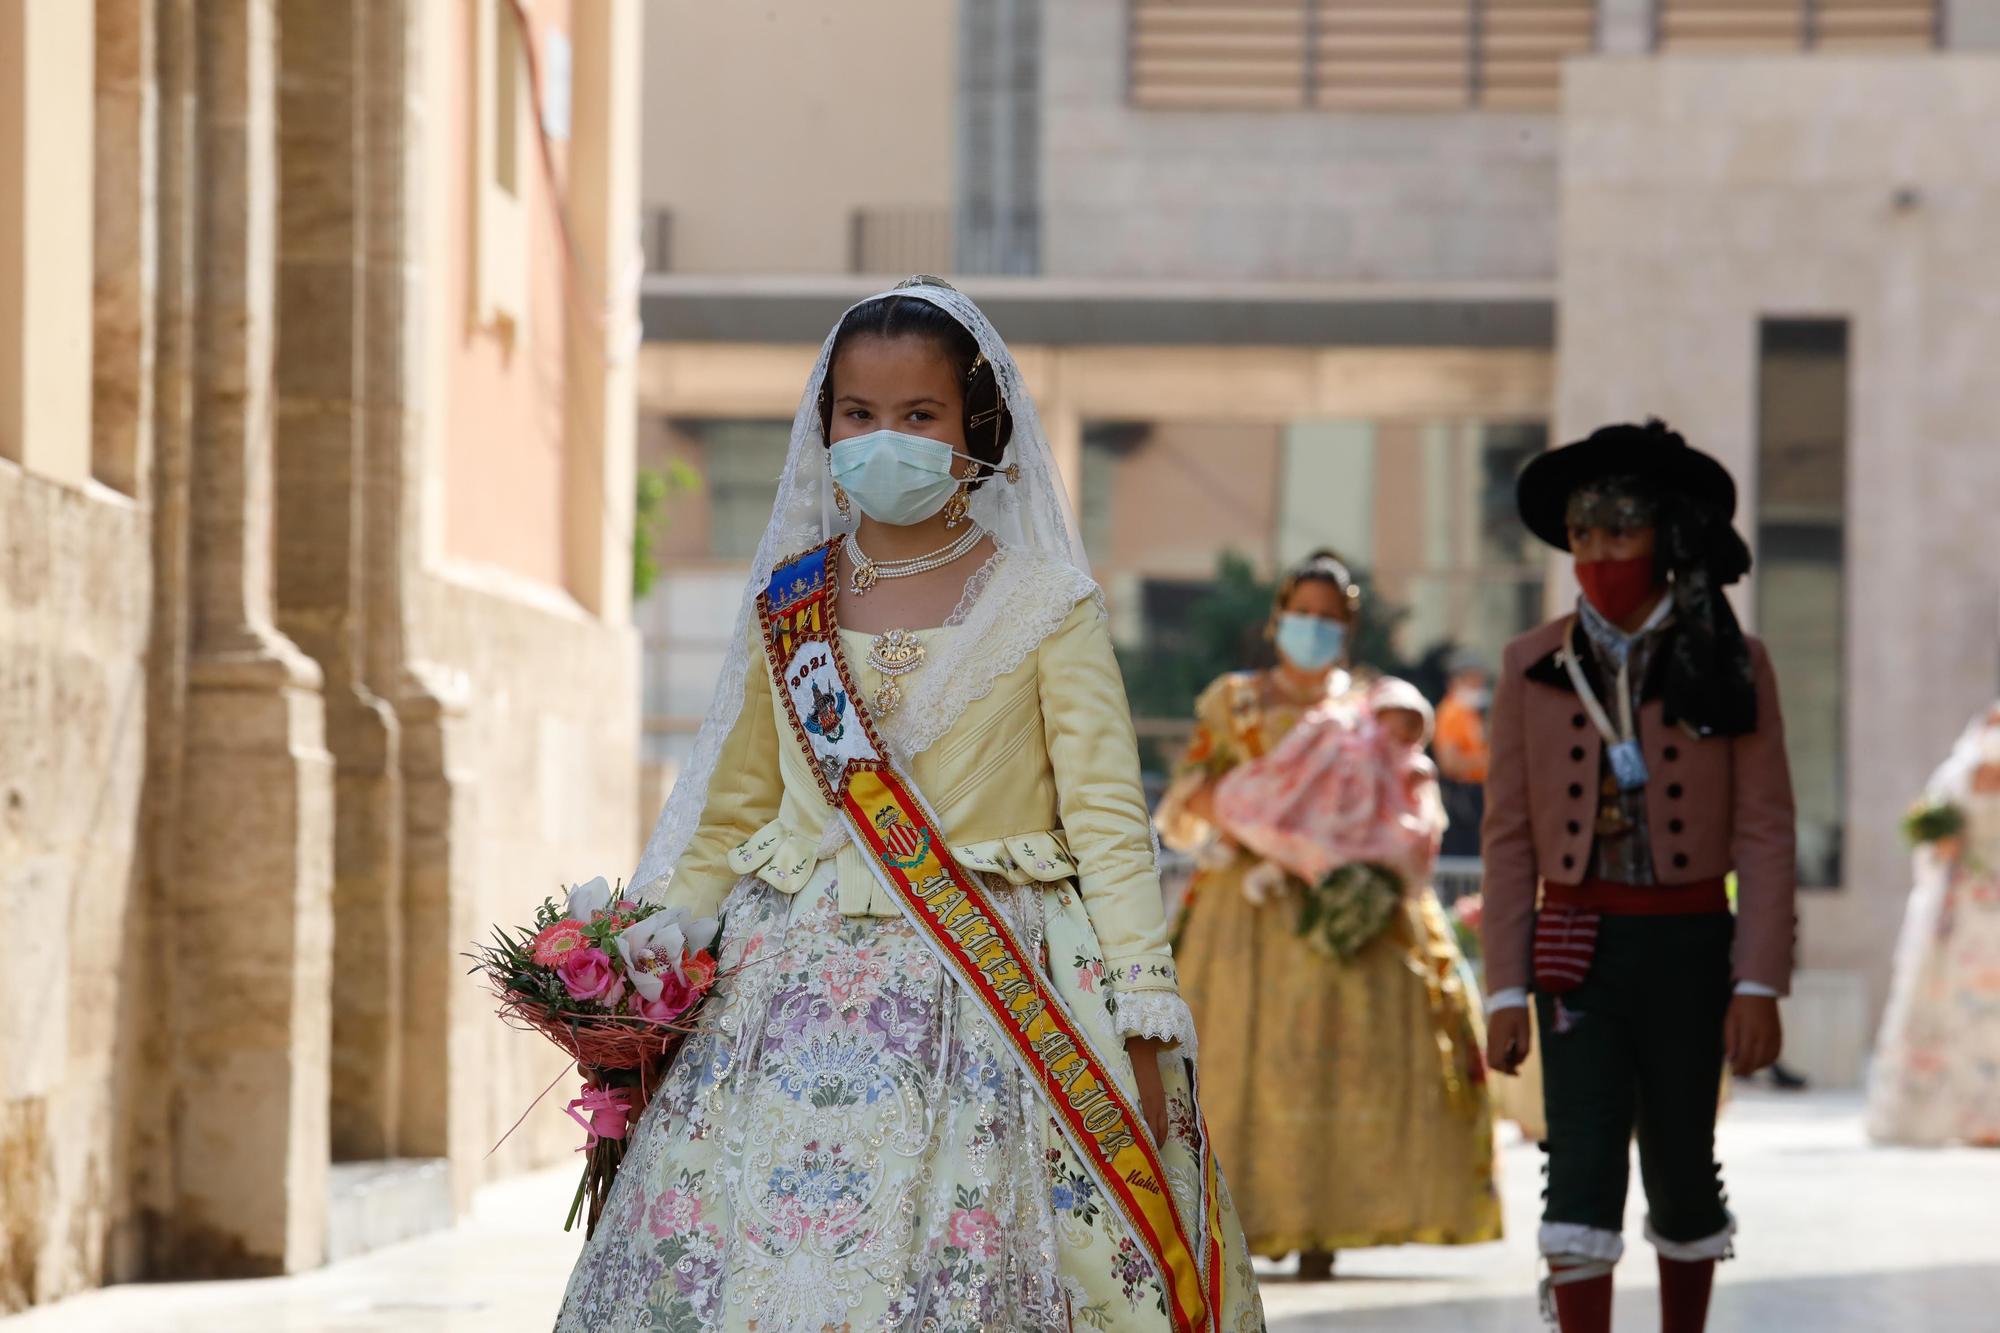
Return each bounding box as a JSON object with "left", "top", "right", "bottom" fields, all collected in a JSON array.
[
  {"left": 1210, "top": 678, "right": 1446, "bottom": 959},
  {"left": 467, "top": 876, "right": 720, "bottom": 1236}
]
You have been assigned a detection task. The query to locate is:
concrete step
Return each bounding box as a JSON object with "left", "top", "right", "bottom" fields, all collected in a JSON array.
[{"left": 324, "top": 1158, "right": 452, "bottom": 1264}]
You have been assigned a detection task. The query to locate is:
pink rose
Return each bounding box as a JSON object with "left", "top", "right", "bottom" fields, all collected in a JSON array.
[
  {"left": 630, "top": 970, "right": 695, "bottom": 1022},
  {"left": 946, "top": 1207, "right": 1001, "bottom": 1259},
  {"left": 557, "top": 947, "right": 624, "bottom": 1006}
]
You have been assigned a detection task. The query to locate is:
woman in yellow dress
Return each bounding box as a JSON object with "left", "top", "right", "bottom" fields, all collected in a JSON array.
[
  {"left": 1159, "top": 551, "right": 1502, "bottom": 1278},
  {"left": 557, "top": 280, "right": 1263, "bottom": 1332}
]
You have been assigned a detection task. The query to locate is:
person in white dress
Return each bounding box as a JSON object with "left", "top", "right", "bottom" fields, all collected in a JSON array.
[{"left": 1867, "top": 702, "right": 2000, "bottom": 1147}]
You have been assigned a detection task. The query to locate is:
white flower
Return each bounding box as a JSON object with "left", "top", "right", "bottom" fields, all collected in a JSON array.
[
  {"left": 564, "top": 875, "right": 614, "bottom": 922},
  {"left": 613, "top": 908, "right": 718, "bottom": 1000}
]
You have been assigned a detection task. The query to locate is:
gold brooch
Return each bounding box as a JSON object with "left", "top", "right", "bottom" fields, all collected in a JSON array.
[{"left": 866, "top": 629, "right": 927, "bottom": 717}]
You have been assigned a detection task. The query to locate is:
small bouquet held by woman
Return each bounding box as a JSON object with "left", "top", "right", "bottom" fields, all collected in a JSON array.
[
  {"left": 1211, "top": 678, "right": 1444, "bottom": 958},
  {"left": 468, "top": 877, "right": 719, "bottom": 1236}
]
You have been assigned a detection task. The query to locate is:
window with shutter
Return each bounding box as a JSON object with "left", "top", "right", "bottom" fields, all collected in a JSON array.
[
  {"left": 1313, "top": 1, "right": 1471, "bottom": 112},
  {"left": 1812, "top": 0, "right": 1937, "bottom": 49},
  {"left": 1657, "top": 0, "right": 1937, "bottom": 52},
  {"left": 1129, "top": 0, "right": 1312, "bottom": 110},
  {"left": 1124, "top": 0, "right": 1934, "bottom": 114},
  {"left": 1478, "top": 0, "right": 1597, "bottom": 110}
]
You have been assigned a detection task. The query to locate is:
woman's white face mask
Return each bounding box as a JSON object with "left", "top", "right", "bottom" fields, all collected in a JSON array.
[{"left": 830, "top": 429, "right": 980, "bottom": 527}]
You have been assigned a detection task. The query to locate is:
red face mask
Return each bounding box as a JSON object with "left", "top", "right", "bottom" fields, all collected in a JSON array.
[{"left": 1575, "top": 555, "right": 1662, "bottom": 626}]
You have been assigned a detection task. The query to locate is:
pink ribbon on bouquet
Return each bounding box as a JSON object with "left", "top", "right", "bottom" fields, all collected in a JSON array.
[{"left": 565, "top": 1085, "right": 636, "bottom": 1150}]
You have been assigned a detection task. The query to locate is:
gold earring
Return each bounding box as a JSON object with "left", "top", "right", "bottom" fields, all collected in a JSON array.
[
  {"left": 833, "top": 482, "right": 851, "bottom": 519},
  {"left": 942, "top": 482, "right": 971, "bottom": 528}
]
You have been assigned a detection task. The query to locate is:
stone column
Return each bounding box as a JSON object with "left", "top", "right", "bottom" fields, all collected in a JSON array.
[
  {"left": 272, "top": 0, "right": 405, "bottom": 1165},
  {"left": 377, "top": 0, "right": 483, "bottom": 1207},
  {"left": 166, "top": 0, "right": 333, "bottom": 1276},
  {"left": 132, "top": 0, "right": 199, "bottom": 1269},
  {"left": 564, "top": 0, "right": 642, "bottom": 623}
]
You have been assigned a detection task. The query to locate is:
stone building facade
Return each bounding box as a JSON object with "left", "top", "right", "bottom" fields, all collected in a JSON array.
[{"left": 0, "top": 0, "right": 640, "bottom": 1312}]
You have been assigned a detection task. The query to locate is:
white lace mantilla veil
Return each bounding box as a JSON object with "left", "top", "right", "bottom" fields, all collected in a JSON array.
[{"left": 633, "top": 279, "right": 1119, "bottom": 899}]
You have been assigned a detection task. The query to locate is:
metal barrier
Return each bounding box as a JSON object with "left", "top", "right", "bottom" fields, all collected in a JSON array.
[{"left": 1431, "top": 855, "right": 1484, "bottom": 907}]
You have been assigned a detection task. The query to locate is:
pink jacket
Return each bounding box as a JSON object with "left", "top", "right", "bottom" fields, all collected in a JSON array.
[{"left": 1478, "top": 615, "right": 1799, "bottom": 995}]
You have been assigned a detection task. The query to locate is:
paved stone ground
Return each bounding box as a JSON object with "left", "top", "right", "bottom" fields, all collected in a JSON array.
[{"left": 6, "top": 1090, "right": 1995, "bottom": 1332}]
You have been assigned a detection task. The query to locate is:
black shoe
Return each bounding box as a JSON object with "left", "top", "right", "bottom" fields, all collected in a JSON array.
[{"left": 1764, "top": 1062, "right": 1809, "bottom": 1092}]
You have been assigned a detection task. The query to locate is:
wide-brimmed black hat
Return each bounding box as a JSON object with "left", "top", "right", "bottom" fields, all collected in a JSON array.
[{"left": 1517, "top": 420, "right": 1737, "bottom": 551}]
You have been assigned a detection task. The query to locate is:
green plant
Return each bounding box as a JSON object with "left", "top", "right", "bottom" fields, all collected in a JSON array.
[{"left": 632, "top": 461, "right": 700, "bottom": 600}]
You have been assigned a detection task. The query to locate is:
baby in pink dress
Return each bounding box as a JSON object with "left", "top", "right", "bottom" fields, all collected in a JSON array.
[{"left": 1210, "top": 677, "right": 1443, "bottom": 898}]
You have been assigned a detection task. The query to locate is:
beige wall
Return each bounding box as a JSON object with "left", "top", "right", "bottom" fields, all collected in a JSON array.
[
  {"left": 0, "top": 1, "right": 94, "bottom": 484},
  {"left": 414, "top": 570, "right": 639, "bottom": 1179},
  {"left": 1095, "top": 422, "right": 1285, "bottom": 582},
  {"left": 638, "top": 0, "right": 954, "bottom": 274},
  {"left": 0, "top": 473, "right": 149, "bottom": 1310},
  {"left": 1556, "top": 54, "right": 2000, "bottom": 1080}
]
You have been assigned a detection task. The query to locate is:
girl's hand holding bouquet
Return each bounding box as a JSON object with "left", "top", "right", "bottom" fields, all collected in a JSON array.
[{"left": 469, "top": 876, "right": 723, "bottom": 1235}]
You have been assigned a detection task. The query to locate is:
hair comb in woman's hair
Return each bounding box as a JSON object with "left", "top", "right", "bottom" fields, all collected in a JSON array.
[
  {"left": 896, "top": 275, "right": 958, "bottom": 292},
  {"left": 1306, "top": 554, "right": 1355, "bottom": 590}
]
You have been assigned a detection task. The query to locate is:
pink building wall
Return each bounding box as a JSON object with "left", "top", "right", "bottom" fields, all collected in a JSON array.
[{"left": 442, "top": 0, "right": 573, "bottom": 591}]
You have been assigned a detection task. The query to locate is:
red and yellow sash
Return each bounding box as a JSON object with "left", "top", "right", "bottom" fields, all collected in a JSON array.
[{"left": 757, "top": 540, "right": 1226, "bottom": 1333}]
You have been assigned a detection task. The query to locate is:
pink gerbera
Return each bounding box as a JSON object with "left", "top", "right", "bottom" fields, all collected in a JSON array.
[{"left": 531, "top": 918, "right": 588, "bottom": 966}]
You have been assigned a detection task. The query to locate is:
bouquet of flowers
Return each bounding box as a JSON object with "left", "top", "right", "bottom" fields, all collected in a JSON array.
[
  {"left": 468, "top": 876, "right": 719, "bottom": 1236},
  {"left": 1902, "top": 796, "right": 1967, "bottom": 849},
  {"left": 1297, "top": 861, "right": 1403, "bottom": 961}
]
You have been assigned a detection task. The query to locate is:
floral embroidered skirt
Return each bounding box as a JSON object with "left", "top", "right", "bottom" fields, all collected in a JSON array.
[
  {"left": 1867, "top": 857, "right": 2000, "bottom": 1147},
  {"left": 555, "top": 862, "right": 1264, "bottom": 1333}
]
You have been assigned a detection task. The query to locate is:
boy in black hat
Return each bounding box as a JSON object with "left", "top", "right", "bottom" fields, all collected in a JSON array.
[{"left": 1481, "top": 420, "right": 1799, "bottom": 1333}]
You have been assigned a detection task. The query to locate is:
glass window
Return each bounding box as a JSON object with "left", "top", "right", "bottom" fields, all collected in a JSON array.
[
  {"left": 677, "top": 419, "right": 792, "bottom": 561},
  {"left": 1080, "top": 422, "right": 1146, "bottom": 568},
  {"left": 1757, "top": 318, "right": 1849, "bottom": 889}
]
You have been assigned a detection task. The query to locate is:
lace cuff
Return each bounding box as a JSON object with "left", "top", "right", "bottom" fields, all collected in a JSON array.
[{"left": 1115, "top": 991, "right": 1199, "bottom": 1058}]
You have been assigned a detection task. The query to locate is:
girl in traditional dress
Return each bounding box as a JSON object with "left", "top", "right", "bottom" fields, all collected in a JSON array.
[
  {"left": 1867, "top": 702, "right": 2000, "bottom": 1147},
  {"left": 1158, "top": 552, "right": 1501, "bottom": 1279},
  {"left": 556, "top": 280, "right": 1264, "bottom": 1332}
]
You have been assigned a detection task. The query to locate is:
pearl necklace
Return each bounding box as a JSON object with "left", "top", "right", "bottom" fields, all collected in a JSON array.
[{"left": 844, "top": 526, "right": 985, "bottom": 596}]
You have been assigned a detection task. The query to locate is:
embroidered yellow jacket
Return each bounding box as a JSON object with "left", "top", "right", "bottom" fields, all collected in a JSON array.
[{"left": 661, "top": 595, "right": 1180, "bottom": 999}]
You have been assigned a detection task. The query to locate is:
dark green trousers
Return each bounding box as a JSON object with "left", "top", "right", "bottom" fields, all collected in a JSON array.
[{"left": 1535, "top": 912, "right": 1735, "bottom": 1248}]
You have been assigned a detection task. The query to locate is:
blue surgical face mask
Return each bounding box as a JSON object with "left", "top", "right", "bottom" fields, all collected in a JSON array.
[
  {"left": 829, "top": 429, "right": 974, "bottom": 527},
  {"left": 1275, "top": 613, "right": 1348, "bottom": 672}
]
